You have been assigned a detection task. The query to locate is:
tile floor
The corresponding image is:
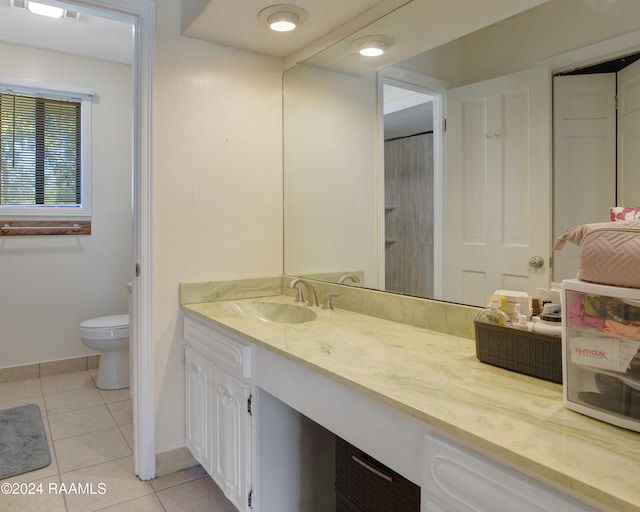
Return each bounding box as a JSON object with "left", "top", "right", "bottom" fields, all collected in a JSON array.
[{"left": 0, "top": 370, "right": 236, "bottom": 512}]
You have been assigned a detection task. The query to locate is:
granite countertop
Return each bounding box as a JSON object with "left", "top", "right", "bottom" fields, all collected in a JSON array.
[{"left": 182, "top": 295, "right": 640, "bottom": 512}]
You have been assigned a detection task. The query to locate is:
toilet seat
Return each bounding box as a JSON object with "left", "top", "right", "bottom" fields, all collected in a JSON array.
[{"left": 80, "top": 314, "right": 129, "bottom": 341}]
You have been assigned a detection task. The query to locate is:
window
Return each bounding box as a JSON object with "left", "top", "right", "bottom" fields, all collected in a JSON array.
[{"left": 0, "top": 77, "right": 93, "bottom": 217}]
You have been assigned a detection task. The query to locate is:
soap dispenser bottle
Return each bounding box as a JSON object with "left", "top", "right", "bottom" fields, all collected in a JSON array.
[{"left": 476, "top": 296, "right": 512, "bottom": 327}]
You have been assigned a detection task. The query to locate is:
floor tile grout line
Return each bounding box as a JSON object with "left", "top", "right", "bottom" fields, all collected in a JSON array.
[
  {"left": 43, "top": 384, "right": 102, "bottom": 397},
  {"left": 47, "top": 371, "right": 139, "bottom": 509},
  {"left": 39, "top": 375, "right": 70, "bottom": 512},
  {"left": 151, "top": 473, "right": 212, "bottom": 493},
  {"left": 90, "top": 489, "right": 169, "bottom": 512},
  {"left": 48, "top": 422, "right": 120, "bottom": 445},
  {"left": 58, "top": 453, "right": 136, "bottom": 479}
]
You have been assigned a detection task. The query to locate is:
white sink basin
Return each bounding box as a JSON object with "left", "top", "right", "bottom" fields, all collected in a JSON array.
[{"left": 227, "top": 301, "right": 317, "bottom": 324}]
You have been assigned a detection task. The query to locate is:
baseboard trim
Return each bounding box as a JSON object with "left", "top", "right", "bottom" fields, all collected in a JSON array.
[{"left": 0, "top": 355, "right": 100, "bottom": 383}]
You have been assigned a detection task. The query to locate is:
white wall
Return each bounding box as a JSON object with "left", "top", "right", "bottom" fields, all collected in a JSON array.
[
  {"left": 0, "top": 43, "right": 132, "bottom": 368},
  {"left": 283, "top": 64, "right": 378, "bottom": 287},
  {"left": 153, "top": 0, "right": 283, "bottom": 455}
]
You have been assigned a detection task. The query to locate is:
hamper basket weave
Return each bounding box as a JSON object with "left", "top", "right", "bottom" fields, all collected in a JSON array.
[
  {"left": 474, "top": 321, "right": 562, "bottom": 383},
  {"left": 335, "top": 437, "right": 420, "bottom": 512}
]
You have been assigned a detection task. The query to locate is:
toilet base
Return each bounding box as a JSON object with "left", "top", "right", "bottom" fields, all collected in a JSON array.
[{"left": 96, "top": 350, "right": 129, "bottom": 390}]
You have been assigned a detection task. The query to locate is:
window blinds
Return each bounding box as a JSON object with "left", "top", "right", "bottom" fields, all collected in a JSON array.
[{"left": 0, "top": 92, "right": 81, "bottom": 206}]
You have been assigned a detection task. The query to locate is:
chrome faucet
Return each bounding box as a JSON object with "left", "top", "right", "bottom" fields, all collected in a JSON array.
[
  {"left": 323, "top": 292, "right": 340, "bottom": 310},
  {"left": 287, "top": 278, "right": 319, "bottom": 307},
  {"left": 337, "top": 273, "right": 361, "bottom": 284}
]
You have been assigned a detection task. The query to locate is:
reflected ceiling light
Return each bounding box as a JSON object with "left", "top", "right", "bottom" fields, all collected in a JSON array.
[
  {"left": 259, "top": 4, "right": 308, "bottom": 33},
  {"left": 351, "top": 35, "right": 395, "bottom": 57},
  {"left": 27, "top": 1, "right": 64, "bottom": 18},
  {"left": 268, "top": 11, "right": 298, "bottom": 32}
]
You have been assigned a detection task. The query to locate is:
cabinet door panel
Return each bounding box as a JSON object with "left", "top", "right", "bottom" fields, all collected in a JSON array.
[
  {"left": 424, "top": 432, "right": 595, "bottom": 512},
  {"left": 185, "top": 347, "right": 212, "bottom": 474},
  {"left": 212, "top": 366, "right": 252, "bottom": 512}
]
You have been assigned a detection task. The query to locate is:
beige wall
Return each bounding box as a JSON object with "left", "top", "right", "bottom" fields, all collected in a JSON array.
[
  {"left": 283, "top": 64, "right": 378, "bottom": 286},
  {"left": 0, "top": 43, "right": 132, "bottom": 368},
  {"left": 153, "top": 0, "right": 283, "bottom": 454}
]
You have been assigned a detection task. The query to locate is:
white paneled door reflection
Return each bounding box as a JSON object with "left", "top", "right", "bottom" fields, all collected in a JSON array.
[{"left": 445, "top": 66, "right": 552, "bottom": 306}]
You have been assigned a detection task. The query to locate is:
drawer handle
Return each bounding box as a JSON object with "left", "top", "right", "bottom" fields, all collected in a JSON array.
[{"left": 351, "top": 455, "right": 393, "bottom": 483}]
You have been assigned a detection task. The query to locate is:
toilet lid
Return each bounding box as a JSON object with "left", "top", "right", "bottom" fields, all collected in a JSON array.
[{"left": 81, "top": 314, "right": 129, "bottom": 330}]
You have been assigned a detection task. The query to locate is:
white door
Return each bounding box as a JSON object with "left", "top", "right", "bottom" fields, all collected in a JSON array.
[
  {"left": 552, "top": 74, "right": 616, "bottom": 282},
  {"left": 445, "top": 66, "right": 552, "bottom": 307},
  {"left": 618, "top": 59, "right": 640, "bottom": 206}
]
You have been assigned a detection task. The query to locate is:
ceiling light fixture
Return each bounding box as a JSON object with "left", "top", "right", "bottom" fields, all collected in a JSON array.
[
  {"left": 259, "top": 4, "right": 308, "bottom": 33},
  {"left": 351, "top": 35, "right": 395, "bottom": 57},
  {"left": 27, "top": 1, "right": 64, "bottom": 18},
  {"left": 267, "top": 11, "right": 298, "bottom": 32}
]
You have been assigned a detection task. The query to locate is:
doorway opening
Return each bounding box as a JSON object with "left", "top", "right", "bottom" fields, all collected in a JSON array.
[
  {"left": 378, "top": 69, "right": 447, "bottom": 300},
  {"left": 16, "top": 0, "right": 156, "bottom": 480},
  {"left": 382, "top": 84, "right": 435, "bottom": 298}
]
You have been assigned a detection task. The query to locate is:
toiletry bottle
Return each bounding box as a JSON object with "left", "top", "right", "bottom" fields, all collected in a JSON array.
[
  {"left": 476, "top": 296, "right": 512, "bottom": 327},
  {"left": 511, "top": 303, "right": 521, "bottom": 323},
  {"left": 514, "top": 314, "right": 533, "bottom": 331}
]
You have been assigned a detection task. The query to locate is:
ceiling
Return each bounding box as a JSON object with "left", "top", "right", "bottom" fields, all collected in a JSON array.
[
  {"left": 0, "top": 0, "right": 414, "bottom": 66},
  {"left": 181, "top": 0, "right": 413, "bottom": 60},
  {"left": 0, "top": 0, "right": 134, "bottom": 64}
]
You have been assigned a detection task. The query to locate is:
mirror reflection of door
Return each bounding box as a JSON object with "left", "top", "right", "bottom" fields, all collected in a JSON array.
[
  {"left": 383, "top": 85, "right": 435, "bottom": 297},
  {"left": 553, "top": 53, "right": 640, "bottom": 282},
  {"left": 445, "top": 66, "right": 552, "bottom": 307}
]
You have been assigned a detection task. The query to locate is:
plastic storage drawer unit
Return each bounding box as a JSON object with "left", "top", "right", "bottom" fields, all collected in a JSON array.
[{"left": 562, "top": 278, "right": 640, "bottom": 432}]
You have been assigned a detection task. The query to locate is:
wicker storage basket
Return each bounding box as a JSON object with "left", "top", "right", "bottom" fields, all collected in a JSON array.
[
  {"left": 335, "top": 437, "right": 420, "bottom": 512},
  {"left": 474, "top": 321, "right": 562, "bottom": 383}
]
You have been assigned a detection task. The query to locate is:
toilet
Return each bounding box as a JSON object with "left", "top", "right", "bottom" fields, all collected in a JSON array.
[{"left": 80, "top": 314, "right": 130, "bottom": 390}]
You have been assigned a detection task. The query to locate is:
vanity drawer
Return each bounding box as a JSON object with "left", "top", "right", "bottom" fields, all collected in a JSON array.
[
  {"left": 184, "top": 315, "right": 252, "bottom": 378},
  {"left": 335, "top": 437, "right": 420, "bottom": 512},
  {"left": 335, "top": 487, "right": 363, "bottom": 512}
]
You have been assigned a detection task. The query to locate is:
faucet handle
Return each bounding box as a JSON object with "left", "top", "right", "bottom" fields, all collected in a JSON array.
[{"left": 323, "top": 292, "right": 340, "bottom": 310}]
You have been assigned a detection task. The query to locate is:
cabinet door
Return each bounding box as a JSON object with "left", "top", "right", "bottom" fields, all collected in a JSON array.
[
  {"left": 185, "top": 347, "right": 212, "bottom": 474},
  {"left": 211, "top": 365, "right": 252, "bottom": 512}
]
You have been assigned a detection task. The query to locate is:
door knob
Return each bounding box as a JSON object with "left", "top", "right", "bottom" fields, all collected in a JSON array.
[{"left": 528, "top": 256, "right": 544, "bottom": 269}]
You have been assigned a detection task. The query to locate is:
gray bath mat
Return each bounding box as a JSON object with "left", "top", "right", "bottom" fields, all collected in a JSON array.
[{"left": 0, "top": 404, "right": 51, "bottom": 479}]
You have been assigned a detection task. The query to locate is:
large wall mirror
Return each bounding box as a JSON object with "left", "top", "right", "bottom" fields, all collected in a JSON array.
[{"left": 283, "top": 0, "right": 640, "bottom": 307}]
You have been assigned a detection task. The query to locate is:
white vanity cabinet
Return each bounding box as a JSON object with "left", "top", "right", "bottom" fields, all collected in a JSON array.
[
  {"left": 184, "top": 315, "right": 253, "bottom": 512},
  {"left": 181, "top": 300, "right": 616, "bottom": 512}
]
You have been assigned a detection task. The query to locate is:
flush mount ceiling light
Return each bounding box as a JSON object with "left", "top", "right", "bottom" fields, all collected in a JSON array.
[
  {"left": 351, "top": 35, "right": 395, "bottom": 57},
  {"left": 259, "top": 4, "right": 308, "bottom": 32},
  {"left": 10, "top": 0, "right": 80, "bottom": 20},
  {"left": 27, "top": 1, "right": 63, "bottom": 18}
]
